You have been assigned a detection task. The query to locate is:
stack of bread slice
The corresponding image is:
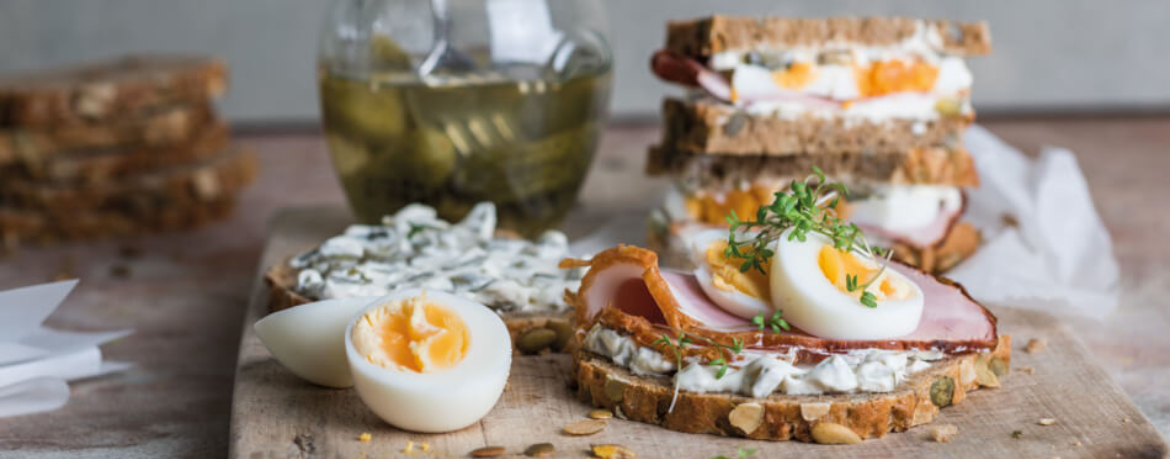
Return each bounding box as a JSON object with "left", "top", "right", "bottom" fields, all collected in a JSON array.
[
  {"left": 647, "top": 16, "right": 991, "bottom": 273},
  {"left": 0, "top": 55, "right": 257, "bottom": 247}
]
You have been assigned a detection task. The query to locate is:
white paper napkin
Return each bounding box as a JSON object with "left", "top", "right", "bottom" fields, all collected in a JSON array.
[
  {"left": 949, "top": 125, "right": 1120, "bottom": 319},
  {"left": 0, "top": 280, "right": 132, "bottom": 418}
]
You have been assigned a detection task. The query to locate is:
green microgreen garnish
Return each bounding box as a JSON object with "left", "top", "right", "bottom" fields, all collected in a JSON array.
[
  {"left": 652, "top": 328, "right": 745, "bottom": 380},
  {"left": 724, "top": 166, "right": 893, "bottom": 308},
  {"left": 752, "top": 310, "right": 790, "bottom": 333}
]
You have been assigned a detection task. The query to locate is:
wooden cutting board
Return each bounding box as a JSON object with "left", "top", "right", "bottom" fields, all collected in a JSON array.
[{"left": 229, "top": 207, "right": 1168, "bottom": 459}]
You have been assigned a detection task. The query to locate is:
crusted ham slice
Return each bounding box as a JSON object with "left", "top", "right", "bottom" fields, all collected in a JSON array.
[{"left": 563, "top": 245, "right": 997, "bottom": 364}]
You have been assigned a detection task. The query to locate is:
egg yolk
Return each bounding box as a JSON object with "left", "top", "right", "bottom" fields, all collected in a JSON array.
[
  {"left": 818, "top": 246, "right": 914, "bottom": 302},
  {"left": 684, "top": 186, "right": 776, "bottom": 225},
  {"left": 705, "top": 239, "right": 770, "bottom": 299},
  {"left": 771, "top": 62, "right": 817, "bottom": 89},
  {"left": 854, "top": 59, "right": 939, "bottom": 98},
  {"left": 354, "top": 296, "right": 469, "bottom": 373}
]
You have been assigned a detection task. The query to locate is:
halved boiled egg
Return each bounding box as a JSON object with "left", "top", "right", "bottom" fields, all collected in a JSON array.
[
  {"left": 254, "top": 296, "right": 378, "bottom": 388},
  {"left": 688, "top": 229, "right": 771, "bottom": 320},
  {"left": 770, "top": 229, "right": 924, "bottom": 340},
  {"left": 345, "top": 289, "right": 511, "bottom": 433}
]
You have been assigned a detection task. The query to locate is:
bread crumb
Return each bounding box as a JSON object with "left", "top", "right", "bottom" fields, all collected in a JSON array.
[
  {"left": 421, "top": 443, "right": 430, "bottom": 451},
  {"left": 929, "top": 424, "right": 959, "bottom": 443},
  {"left": 1073, "top": 441, "right": 1083, "bottom": 446},
  {"left": 358, "top": 432, "right": 371, "bottom": 442},
  {"left": 1018, "top": 366, "right": 1036, "bottom": 374},
  {"left": 1038, "top": 418, "right": 1057, "bottom": 426},
  {"left": 402, "top": 440, "right": 414, "bottom": 454},
  {"left": 1122, "top": 417, "right": 1131, "bottom": 423},
  {"left": 1025, "top": 338, "right": 1047, "bottom": 354}
]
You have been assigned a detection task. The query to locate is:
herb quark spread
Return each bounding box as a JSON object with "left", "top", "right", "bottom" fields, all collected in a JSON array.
[
  {"left": 582, "top": 325, "right": 945, "bottom": 397},
  {"left": 291, "top": 202, "right": 584, "bottom": 314}
]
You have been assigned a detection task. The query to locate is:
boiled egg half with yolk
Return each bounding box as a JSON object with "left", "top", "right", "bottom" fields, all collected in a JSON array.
[
  {"left": 770, "top": 228, "right": 924, "bottom": 340},
  {"left": 345, "top": 289, "right": 511, "bottom": 433},
  {"left": 689, "top": 229, "right": 772, "bottom": 320}
]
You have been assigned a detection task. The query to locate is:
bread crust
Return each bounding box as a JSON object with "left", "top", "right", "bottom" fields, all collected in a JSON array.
[
  {"left": 263, "top": 257, "right": 576, "bottom": 356},
  {"left": 0, "top": 55, "right": 227, "bottom": 127},
  {"left": 647, "top": 144, "right": 979, "bottom": 190},
  {"left": 661, "top": 98, "right": 972, "bottom": 156},
  {"left": 573, "top": 334, "right": 1011, "bottom": 442},
  {"left": 666, "top": 16, "right": 992, "bottom": 60}
]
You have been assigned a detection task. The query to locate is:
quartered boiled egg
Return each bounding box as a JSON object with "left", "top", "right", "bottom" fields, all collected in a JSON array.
[
  {"left": 346, "top": 289, "right": 511, "bottom": 433},
  {"left": 688, "top": 229, "right": 772, "bottom": 320},
  {"left": 770, "top": 229, "right": 924, "bottom": 340},
  {"left": 254, "top": 296, "right": 378, "bottom": 388}
]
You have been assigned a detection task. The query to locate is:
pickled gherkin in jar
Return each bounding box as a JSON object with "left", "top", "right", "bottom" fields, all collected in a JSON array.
[{"left": 319, "top": 63, "right": 611, "bottom": 236}]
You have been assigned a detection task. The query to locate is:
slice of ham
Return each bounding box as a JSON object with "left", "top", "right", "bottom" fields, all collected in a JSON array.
[
  {"left": 651, "top": 50, "right": 731, "bottom": 101},
  {"left": 564, "top": 245, "right": 997, "bottom": 364}
]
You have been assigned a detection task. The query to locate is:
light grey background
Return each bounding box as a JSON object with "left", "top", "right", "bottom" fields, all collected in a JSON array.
[{"left": 1, "top": 0, "right": 1166, "bottom": 123}]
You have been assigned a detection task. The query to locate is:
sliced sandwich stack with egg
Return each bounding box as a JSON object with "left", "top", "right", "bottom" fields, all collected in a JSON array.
[
  {"left": 647, "top": 16, "right": 990, "bottom": 273},
  {"left": 0, "top": 54, "right": 256, "bottom": 249}
]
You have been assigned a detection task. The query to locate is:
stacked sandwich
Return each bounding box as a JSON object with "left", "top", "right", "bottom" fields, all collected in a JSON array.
[
  {"left": 647, "top": 16, "right": 990, "bottom": 273},
  {"left": 0, "top": 55, "right": 257, "bottom": 248}
]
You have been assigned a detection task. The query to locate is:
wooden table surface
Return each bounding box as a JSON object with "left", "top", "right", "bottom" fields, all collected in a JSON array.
[{"left": 0, "top": 119, "right": 1167, "bottom": 457}]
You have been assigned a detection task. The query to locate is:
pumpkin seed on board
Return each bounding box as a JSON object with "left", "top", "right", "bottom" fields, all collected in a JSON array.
[
  {"left": 517, "top": 327, "right": 558, "bottom": 354},
  {"left": 524, "top": 442, "right": 556, "bottom": 457},
  {"left": 470, "top": 445, "right": 506, "bottom": 457},
  {"left": 591, "top": 444, "right": 636, "bottom": 459},
  {"left": 564, "top": 419, "right": 607, "bottom": 436}
]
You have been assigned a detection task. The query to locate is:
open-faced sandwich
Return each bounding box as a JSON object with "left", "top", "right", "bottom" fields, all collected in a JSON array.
[
  {"left": 264, "top": 202, "right": 583, "bottom": 354},
  {"left": 646, "top": 15, "right": 991, "bottom": 273},
  {"left": 566, "top": 168, "right": 1010, "bottom": 443}
]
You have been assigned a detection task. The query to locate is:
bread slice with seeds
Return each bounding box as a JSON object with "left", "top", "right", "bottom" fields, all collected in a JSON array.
[
  {"left": 0, "top": 55, "right": 227, "bottom": 127},
  {"left": 572, "top": 334, "right": 1010, "bottom": 442}
]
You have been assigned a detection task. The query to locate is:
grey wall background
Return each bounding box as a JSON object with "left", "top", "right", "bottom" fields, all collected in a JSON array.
[{"left": 1, "top": 0, "right": 1167, "bottom": 123}]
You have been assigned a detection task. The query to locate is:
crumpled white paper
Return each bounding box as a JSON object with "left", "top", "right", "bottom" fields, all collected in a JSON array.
[
  {"left": 0, "top": 280, "right": 131, "bottom": 417},
  {"left": 948, "top": 125, "right": 1120, "bottom": 319}
]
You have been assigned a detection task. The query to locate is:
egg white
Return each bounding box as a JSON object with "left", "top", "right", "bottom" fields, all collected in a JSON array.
[
  {"left": 687, "top": 229, "right": 772, "bottom": 320},
  {"left": 254, "top": 296, "right": 379, "bottom": 388},
  {"left": 345, "top": 288, "right": 511, "bottom": 433},
  {"left": 770, "top": 229, "right": 925, "bottom": 340}
]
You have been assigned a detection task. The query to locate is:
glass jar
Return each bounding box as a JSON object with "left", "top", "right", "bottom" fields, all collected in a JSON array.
[{"left": 318, "top": 0, "right": 612, "bottom": 236}]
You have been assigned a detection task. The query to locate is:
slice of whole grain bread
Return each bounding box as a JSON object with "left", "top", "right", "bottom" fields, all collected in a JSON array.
[
  {"left": 647, "top": 143, "right": 978, "bottom": 190},
  {"left": 6, "top": 120, "right": 229, "bottom": 182},
  {"left": 661, "top": 98, "right": 971, "bottom": 156},
  {"left": 264, "top": 258, "right": 576, "bottom": 356},
  {"left": 666, "top": 16, "right": 991, "bottom": 61},
  {"left": 0, "top": 103, "right": 215, "bottom": 165},
  {"left": 0, "top": 194, "right": 239, "bottom": 245},
  {"left": 0, "top": 55, "right": 227, "bottom": 127},
  {"left": 0, "top": 147, "right": 256, "bottom": 210},
  {"left": 573, "top": 334, "right": 1010, "bottom": 442}
]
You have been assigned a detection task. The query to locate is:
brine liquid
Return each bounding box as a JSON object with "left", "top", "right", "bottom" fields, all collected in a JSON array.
[{"left": 319, "top": 68, "right": 611, "bottom": 236}]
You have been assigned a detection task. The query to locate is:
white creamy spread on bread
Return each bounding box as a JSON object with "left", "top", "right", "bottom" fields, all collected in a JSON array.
[
  {"left": 291, "top": 203, "right": 584, "bottom": 314},
  {"left": 705, "top": 22, "right": 973, "bottom": 122},
  {"left": 583, "top": 325, "right": 944, "bottom": 397},
  {"left": 845, "top": 185, "right": 963, "bottom": 232}
]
